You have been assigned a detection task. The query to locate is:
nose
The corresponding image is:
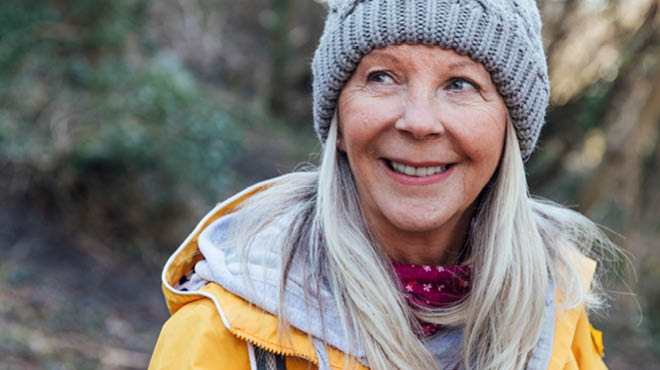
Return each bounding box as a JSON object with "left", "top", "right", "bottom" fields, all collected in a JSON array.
[{"left": 394, "top": 97, "right": 446, "bottom": 140}]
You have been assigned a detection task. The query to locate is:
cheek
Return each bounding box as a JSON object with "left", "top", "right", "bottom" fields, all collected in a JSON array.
[
  {"left": 462, "top": 108, "right": 506, "bottom": 158},
  {"left": 449, "top": 109, "right": 506, "bottom": 189},
  {"left": 472, "top": 128, "right": 505, "bottom": 162},
  {"left": 339, "top": 117, "right": 367, "bottom": 158},
  {"left": 339, "top": 101, "right": 398, "bottom": 153}
]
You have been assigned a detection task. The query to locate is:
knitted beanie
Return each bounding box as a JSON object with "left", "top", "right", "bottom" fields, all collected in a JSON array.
[{"left": 311, "top": 0, "right": 549, "bottom": 160}]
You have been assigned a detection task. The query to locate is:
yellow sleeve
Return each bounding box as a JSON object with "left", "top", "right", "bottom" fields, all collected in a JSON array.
[
  {"left": 148, "top": 299, "right": 252, "bottom": 370},
  {"left": 569, "top": 309, "right": 607, "bottom": 370}
]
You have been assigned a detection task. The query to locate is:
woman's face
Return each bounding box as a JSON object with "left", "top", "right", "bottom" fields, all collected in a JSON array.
[{"left": 337, "top": 44, "right": 507, "bottom": 262}]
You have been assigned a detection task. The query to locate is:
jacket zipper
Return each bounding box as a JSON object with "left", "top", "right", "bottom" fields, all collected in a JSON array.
[{"left": 230, "top": 326, "right": 320, "bottom": 366}]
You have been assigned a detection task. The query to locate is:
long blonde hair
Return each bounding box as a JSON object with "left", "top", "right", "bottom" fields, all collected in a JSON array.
[{"left": 228, "top": 116, "right": 617, "bottom": 370}]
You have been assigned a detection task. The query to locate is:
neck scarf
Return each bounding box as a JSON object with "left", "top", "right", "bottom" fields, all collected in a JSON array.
[{"left": 392, "top": 263, "right": 472, "bottom": 336}]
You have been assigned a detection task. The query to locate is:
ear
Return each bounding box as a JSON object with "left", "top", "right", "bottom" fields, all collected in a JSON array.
[
  {"left": 336, "top": 124, "right": 346, "bottom": 152},
  {"left": 336, "top": 138, "right": 346, "bottom": 152}
]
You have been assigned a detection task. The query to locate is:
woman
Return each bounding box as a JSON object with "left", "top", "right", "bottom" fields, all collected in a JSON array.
[{"left": 149, "top": 1, "right": 613, "bottom": 369}]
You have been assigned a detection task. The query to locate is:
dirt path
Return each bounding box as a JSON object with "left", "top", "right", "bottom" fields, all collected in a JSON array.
[{"left": 0, "top": 205, "right": 169, "bottom": 370}]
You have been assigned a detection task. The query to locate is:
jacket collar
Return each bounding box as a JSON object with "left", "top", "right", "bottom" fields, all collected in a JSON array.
[
  {"left": 548, "top": 255, "right": 598, "bottom": 370},
  {"left": 160, "top": 178, "right": 369, "bottom": 369}
]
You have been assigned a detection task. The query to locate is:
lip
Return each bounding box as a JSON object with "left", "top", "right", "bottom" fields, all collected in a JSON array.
[
  {"left": 386, "top": 158, "right": 451, "bottom": 167},
  {"left": 381, "top": 159, "right": 454, "bottom": 186}
]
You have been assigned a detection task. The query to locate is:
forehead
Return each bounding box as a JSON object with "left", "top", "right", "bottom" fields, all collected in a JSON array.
[{"left": 361, "top": 44, "right": 484, "bottom": 72}]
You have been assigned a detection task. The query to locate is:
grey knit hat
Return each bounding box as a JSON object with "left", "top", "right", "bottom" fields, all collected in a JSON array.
[{"left": 311, "top": 0, "right": 549, "bottom": 160}]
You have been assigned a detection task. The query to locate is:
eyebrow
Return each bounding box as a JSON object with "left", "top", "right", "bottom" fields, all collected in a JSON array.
[
  {"left": 444, "top": 60, "right": 481, "bottom": 71},
  {"left": 364, "top": 50, "right": 402, "bottom": 65},
  {"left": 365, "top": 49, "right": 482, "bottom": 71}
]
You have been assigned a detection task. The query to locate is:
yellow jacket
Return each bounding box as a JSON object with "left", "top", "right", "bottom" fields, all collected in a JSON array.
[{"left": 149, "top": 181, "right": 607, "bottom": 370}]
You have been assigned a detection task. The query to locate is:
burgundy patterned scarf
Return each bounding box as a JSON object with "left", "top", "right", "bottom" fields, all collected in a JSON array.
[{"left": 392, "top": 262, "right": 472, "bottom": 336}]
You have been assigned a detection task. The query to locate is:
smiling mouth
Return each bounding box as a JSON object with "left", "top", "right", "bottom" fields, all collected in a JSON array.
[{"left": 386, "top": 159, "right": 452, "bottom": 177}]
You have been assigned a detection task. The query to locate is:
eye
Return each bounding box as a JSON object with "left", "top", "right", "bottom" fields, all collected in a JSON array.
[
  {"left": 367, "top": 71, "right": 395, "bottom": 84},
  {"left": 447, "top": 78, "right": 478, "bottom": 92}
]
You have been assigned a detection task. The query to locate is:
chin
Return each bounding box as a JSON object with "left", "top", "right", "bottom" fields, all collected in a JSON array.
[{"left": 386, "top": 208, "right": 453, "bottom": 234}]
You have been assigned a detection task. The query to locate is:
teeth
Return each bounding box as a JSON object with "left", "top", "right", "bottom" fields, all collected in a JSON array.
[{"left": 390, "top": 161, "right": 448, "bottom": 177}]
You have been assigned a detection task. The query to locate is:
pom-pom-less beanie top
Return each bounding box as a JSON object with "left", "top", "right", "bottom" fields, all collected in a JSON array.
[{"left": 311, "top": 0, "right": 549, "bottom": 161}]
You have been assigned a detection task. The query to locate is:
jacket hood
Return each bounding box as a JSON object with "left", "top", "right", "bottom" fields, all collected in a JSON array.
[
  {"left": 160, "top": 179, "right": 365, "bottom": 369},
  {"left": 195, "top": 210, "right": 364, "bottom": 361},
  {"left": 159, "top": 177, "right": 577, "bottom": 370}
]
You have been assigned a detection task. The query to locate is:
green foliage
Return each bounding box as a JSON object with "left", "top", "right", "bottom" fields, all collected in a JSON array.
[
  {"left": 63, "top": 53, "right": 241, "bottom": 198},
  {"left": 0, "top": 0, "right": 242, "bottom": 250}
]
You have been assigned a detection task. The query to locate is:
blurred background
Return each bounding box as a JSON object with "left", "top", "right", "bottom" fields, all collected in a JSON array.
[{"left": 0, "top": 0, "right": 658, "bottom": 369}]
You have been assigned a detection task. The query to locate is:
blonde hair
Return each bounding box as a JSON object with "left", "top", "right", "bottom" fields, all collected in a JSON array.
[{"left": 228, "top": 116, "right": 618, "bottom": 370}]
